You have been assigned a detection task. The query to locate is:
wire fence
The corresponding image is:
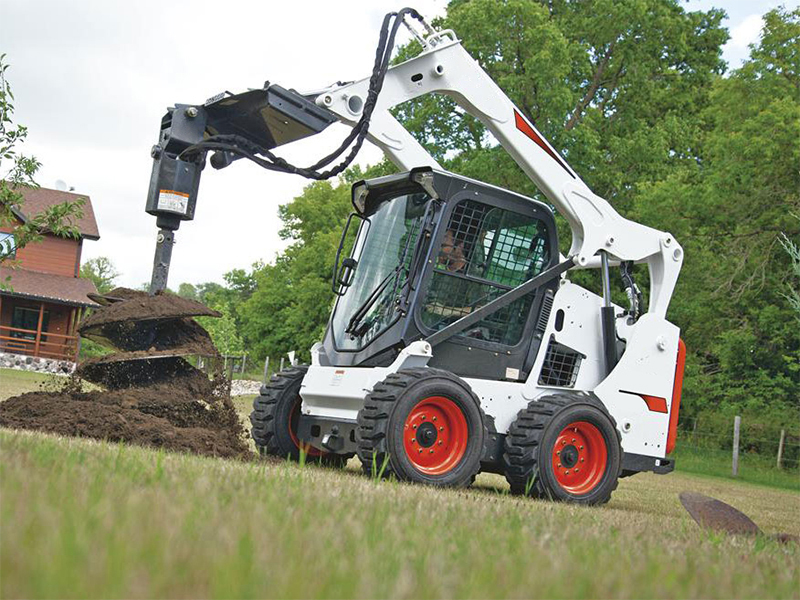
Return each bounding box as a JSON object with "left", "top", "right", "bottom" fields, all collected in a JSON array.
[{"left": 675, "top": 415, "right": 800, "bottom": 473}]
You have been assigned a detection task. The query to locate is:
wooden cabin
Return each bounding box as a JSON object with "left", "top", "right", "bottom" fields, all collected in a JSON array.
[{"left": 0, "top": 186, "right": 100, "bottom": 363}]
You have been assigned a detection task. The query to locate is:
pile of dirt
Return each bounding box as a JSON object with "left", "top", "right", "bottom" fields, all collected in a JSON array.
[
  {"left": 0, "top": 288, "right": 254, "bottom": 460},
  {"left": 79, "top": 288, "right": 220, "bottom": 330},
  {"left": 79, "top": 288, "right": 219, "bottom": 354},
  {"left": 0, "top": 371, "right": 252, "bottom": 459}
]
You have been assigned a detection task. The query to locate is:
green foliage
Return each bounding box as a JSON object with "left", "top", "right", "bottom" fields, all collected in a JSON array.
[
  {"left": 634, "top": 7, "right": 800, "bottom": 425},
  {"left": 238, "top": 180, "right": 353, "bottom": 362},
  {"left": 0, "top": 54, "right": 84, "bottom": 274},
  {"left": 79, "top": 257, "right": 119, "bottom": 295},
  {"left": 780, "top": 217, "right": 800, "bottom": 321},
  {"left": 196, "top": 303, "right": 245, "bottom": 356},
  {"left": 176, "top": 282, "right": 198, "bottom": 302}
]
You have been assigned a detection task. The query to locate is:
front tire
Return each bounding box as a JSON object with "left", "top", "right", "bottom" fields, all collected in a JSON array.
[
  {"left": 503, "top": 394, "right": 622, "bottom": 505},
  {"left": 356, "top": 368, "right": 486, "bottom": 487},
  {"left": 250, "top": 366, "right": 350, "bottom": 466}
]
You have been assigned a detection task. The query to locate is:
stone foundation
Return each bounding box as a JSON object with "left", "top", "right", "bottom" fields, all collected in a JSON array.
[
  {"left": 230, "top": 379, "right": 263, "bottom": 397},
  {"left": 0, "top": 352, "right": 75, "bottom": 375}
]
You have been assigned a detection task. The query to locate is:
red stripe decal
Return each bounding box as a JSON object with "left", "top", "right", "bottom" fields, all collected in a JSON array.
[
  {"left": 620, "top": 390, "right": 668, "bottom": 413},
  {"left": 513, "top": 110, "right": 574, "bottom": 178},
  {"left": 666, "top": 339, "right": 686, "bottom": 454}
]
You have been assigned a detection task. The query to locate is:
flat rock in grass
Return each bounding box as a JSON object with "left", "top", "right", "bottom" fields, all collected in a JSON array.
[{"left": 679, "top": 491, "right": 761, "bottom": 536}]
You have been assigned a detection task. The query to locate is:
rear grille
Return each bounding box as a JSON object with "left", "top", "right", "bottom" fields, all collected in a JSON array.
[{"left": 538, "top": 335, "right": 583, "bottom": 387}]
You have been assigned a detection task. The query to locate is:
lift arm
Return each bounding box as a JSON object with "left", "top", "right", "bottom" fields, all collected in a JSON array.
[{"left": 312, "top": 28, "right": 683, "bottom": 319}]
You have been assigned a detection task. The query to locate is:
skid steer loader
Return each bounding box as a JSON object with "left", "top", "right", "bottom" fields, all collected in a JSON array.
[{"left": 112, "top": 8, "right": 686, "bottom": 504}]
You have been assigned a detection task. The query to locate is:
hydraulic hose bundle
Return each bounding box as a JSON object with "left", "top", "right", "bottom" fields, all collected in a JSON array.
[{"left": 180, "top": 8, "right": 426, "bottom": 181}]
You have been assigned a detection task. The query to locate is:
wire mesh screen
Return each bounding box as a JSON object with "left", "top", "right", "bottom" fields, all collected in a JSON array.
[
  {"left": 420, "top": 199, "right": 551, "bottom": 346},
  {"left": 538, "top": 336, "right": 583, "bottom": 387}
]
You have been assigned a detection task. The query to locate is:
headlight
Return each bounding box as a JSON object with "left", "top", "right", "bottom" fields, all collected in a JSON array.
[{"left": 352, "top": 183, "right": 368, "bottom": 214}]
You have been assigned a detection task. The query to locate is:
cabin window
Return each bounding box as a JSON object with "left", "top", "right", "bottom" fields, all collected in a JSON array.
[
  {"left": 11, "top": 306, "right": 50, "bottom": 340},
  {"left": 0, "top": 232, "right": 15, "bottom": 260}
]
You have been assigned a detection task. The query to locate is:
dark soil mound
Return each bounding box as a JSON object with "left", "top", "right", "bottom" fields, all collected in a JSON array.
[
  {"left": 79, "top": 288, "right": 219, "bottom": 331},
  {"left": 79, "top": 289, "right": 220, "bottom": 354},
  {"left": 77, "top": 355, "right": 200, "bottom": 390},
  {"left": 0, "top": 371, "right": 253, "bottom": 460}
]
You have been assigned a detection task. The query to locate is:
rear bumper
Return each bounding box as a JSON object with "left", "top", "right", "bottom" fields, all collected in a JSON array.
[{"left": 622, "top": 452, "right": 675, "bottom": 475}]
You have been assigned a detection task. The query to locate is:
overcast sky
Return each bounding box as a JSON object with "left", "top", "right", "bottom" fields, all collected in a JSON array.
[{"left": 2, "top": 0, "right": 794, "bottom": 289}]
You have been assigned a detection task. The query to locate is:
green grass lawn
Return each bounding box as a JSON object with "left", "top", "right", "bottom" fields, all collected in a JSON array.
[
  {"left": 0, "top": 368, "right": 63, "bottom": 400},
  {"left": 2, "top": 369, "right": 799, "bottom": 598},
  {"left": 2, "top": 430, "right": 799, "bottom": 599}
]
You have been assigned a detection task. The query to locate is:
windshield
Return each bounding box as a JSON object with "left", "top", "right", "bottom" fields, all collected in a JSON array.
[{"left": 331, "top": 192, "right": 430, "bottom": 351}]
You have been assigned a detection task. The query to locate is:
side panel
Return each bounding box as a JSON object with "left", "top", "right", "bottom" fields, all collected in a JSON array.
[{"left": 594, "top": 315, "right": 680, "bottom": 459}]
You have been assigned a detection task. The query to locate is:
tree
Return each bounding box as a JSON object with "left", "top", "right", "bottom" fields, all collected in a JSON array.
[
  {"left": 197, "top": 303, "right": 245, "bottom": 356},
  {"left": 0, "top": 55, "right": 84, "bottom": 272},
  {"left": 177, "top": 282, "right": 199, "bottom": 302},
  {"left": 80, "top": 257, "right": 120, "bottom": 294},
  {"left": 394, "top": 0, "right": 727, "bottom": 210},
  {"left": 634, "top": 7, "right": 800, "bottom": 422},
  {"left": 780, "top": 218, "right": 800, "bottom": 322}
]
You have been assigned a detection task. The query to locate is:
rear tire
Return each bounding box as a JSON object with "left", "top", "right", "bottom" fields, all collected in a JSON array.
[
  {"left": 356, "top": 367, "right": 486, "bottom": 487},
  {"left": 250, "top": 366, "right": 351, "bottom": 467},
  {"left": 503, "top": 393, "right": 622, "bottom": 505}
]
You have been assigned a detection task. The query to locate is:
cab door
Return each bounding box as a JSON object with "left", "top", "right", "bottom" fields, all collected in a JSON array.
[{"left": 413, "top": 185, "right": 558, "bottom": 382}]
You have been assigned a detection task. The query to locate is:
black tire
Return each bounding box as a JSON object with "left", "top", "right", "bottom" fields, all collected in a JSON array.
[
  {"left": 356, "top": 367, "right": 486, "bottom": 487},
  {"left": 503, "top": 393, "right": 622, "bottom": 505},
  {"left": 250, "top": 366, "right": 351, "bottom": 467}
]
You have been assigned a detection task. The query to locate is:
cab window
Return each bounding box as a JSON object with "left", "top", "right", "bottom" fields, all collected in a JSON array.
[{"left": 420, "top": 199, "right": 550, "bottom": 346}]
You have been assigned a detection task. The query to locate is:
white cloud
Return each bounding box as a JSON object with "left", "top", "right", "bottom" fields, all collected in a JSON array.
[{"left": 729, "top": 13, "right": 764, "bottom": 49}]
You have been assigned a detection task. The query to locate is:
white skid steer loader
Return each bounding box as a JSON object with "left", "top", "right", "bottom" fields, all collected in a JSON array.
[{"left": 134, "top": 8, "right": 686, "bottom": 504}]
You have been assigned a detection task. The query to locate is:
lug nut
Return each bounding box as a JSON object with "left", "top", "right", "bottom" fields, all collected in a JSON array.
[
  {"left": 565, "top": 470, "right": 570, "bottom": 475},
  {"left": 413, "top": 425, "right": 417, "bottom": 429},
  {"left": 580, "top": 445, "right": 583, "bottom": 449},
  {"left": 580, "top": 458, "right": 585, "bottom": 462},
  {"left": 439, "top": 426, "right": 444, "bottom": 431},
  {"left": 572, "top": 438, "right": 576, "bottom": 443},
  {"left": 438, "top": 440, "right": 442, "bottom": 445},
  {"left": 429, "top": 449, "right": 434, "bottom": 454},
  {"left": 418, "top": 449, "right": 422, "bottom": 454},
  {"left": 432, "top": 416, "right": 437, "bottom": 421},
  {"left": 411, "top": 438, "right": 415, "bottom": 443}
]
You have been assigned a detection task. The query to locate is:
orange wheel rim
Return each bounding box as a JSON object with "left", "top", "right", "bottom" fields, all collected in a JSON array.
[
  {"left": 403, "top": 396, "right": 468, "bottom": 475},
  {"left": 289, "top": 397, "right": 323, "bottom": 458},
  {"left": 551, "top": 421, "right": 607, "bottom": 495}
]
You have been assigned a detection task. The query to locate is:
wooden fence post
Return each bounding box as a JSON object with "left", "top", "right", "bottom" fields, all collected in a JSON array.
[
  {"left": 279, "top": 357, "right": 284, "bottom": 372},
  {"left": 777, "top": 429, "right": 785, "bottom": 470},
  {"left": 732, "top": 415, "right": 741, "bottom": 477},
  {"left": 263, "top": 356, "right": 270, "bottom": 384},
  {"left": 241, "top": 353, "right": 247, "bottom": 374}
]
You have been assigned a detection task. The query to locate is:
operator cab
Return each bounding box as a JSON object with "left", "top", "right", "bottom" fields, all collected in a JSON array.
[{"left": 321, "top": 168, "right": 560, "bottom": 383}]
